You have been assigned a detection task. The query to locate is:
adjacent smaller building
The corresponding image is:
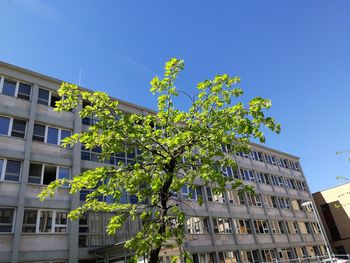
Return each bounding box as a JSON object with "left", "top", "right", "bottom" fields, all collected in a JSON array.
[{"left": 313, "top": 182, "right": 350, "bottom": 255}]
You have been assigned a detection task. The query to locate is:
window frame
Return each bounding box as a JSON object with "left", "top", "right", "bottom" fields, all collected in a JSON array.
[
  {"left": 0, "top": 158, "right": 22, "bottom": 182},
  {"left": 0, "top": 116, "right": 27, "bottom": 138},
  {"left": 33, "top": 123, "right": 71, "bottom": 146},
  {"left": 22, "top": 209, "right": 68, "bottom": 234},
  {"left": 0, "top": 207, "right": 16, "bottom": 233},
  {"left": 0, "top": 76, "right": 32, "bottom": 100},
  {"left": 37, "top": 87, "right": 60, "bottom": 107},
  {"left": 28, "top": 163, "right": 70, "bottom": 186}
]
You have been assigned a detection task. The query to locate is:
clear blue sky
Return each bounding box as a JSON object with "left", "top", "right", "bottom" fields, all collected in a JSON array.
[{"left": 1, "top": 0, "right": 350, "bottom": 192}]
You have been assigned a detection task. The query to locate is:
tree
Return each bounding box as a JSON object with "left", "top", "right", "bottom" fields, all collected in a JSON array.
[{"left": 39, "top": 58, "right": 280, "bottom": 263}]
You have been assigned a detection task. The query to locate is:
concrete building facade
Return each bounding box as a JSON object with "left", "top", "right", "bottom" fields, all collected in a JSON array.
[
  {"left": 0, "top": 61, "right": 328, "bottom": 263},
  {"left": 313, "top": 183, "right": 350, "bottom": 255}
]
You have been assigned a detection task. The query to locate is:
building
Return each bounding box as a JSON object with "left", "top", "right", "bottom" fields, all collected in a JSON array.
[
  {"left": 0, "top": 61, "right": 329, "bottom": 263},
  {"left": 313, "top": 182, "right": 350, "bottom": 255}
]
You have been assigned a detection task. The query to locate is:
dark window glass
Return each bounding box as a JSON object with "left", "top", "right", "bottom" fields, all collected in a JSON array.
[
  {"left": 17, "top": 83, "right": 31, "bottom": 100},
  {"left": 60, "top": 130, "right": 71, "bottom": 144},
  {"left": 50, "top": 93, "right": 60, "bottom": 107},
  {"left": 28, "top": 163, "right": 42, "bottom": 184},
  {"left": 33, "top": 124, "right": 45, "bottom": 142},
  {"left": 47, "top": 127, "right": 58, "bottom": 144},
  {"left": 43, "top": 165, "right": 56, "bottom": 185},
  {"left": 37, "top": 88, "right": 49, "bottom": 106},
  {"left": 0, "top": 208, "right": 14, "bottom": 232},
  {"left": 2, "top": 79, "right": 16, "bottom": 97},
  {"left": 22, "top": 209, "right": 37, "bottom": 232},
  {"left": 39, "top": 210, "right": 53, "bottom": 232},
  {"left": 58, "top": 167, "right": 69, "bottom": 180},
  {"left": 4, "top": 160, "right": 21, "bottom": 181},
  {"left": 0, "top": 116, "right": 10, "bottom": 135},
  {"left": 11, "top": 119, "right": 26, "bottom": 138},
  {"left": 0, "top": 159, "right": 3, "bottom": 177}
]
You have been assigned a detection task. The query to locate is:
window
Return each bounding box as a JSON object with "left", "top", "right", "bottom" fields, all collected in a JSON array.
[
  {"left": 250, "top": 150, "right": 264, "bottom": 162},
  {"left": 109, "top": 146, "right": 138, "bottom": 165},
  {"left": 37, "top": 88, "right": 60, "bottom": 107},
  {"left": 0, "top": 77, "right": 31, "bottom": 100},
  {"left": 271, "top": 221, "right": 285, "bottom": 234},
  {"left": 256, "top": 172, "right": 270, "bottom": 184},
  {"left": 240, "top": 169, "right": 255, "bottom": 181},
  {"left": 247, "top": 194, "right": 262, "bottom": 207},
  {"left": 286, "top": 221, "right": 299, "bottom": 234},
  {"left": 239, "top": 251, "right": 259, "bottom": 263},
  {"left": 299, "top": 222, "right": 312, "bottom": 234},
  {"left": 28, "top": 163, "right": 70, "bottom": 185},
  {"left": 82, "top": 100, "right": 99, "bottom": 125},
  {"left": 284, "top": 178, "right": 296, "bottom": 189},
  {"left": 33, "top": 123, "right": 71, "bottom": 145},
  {"left": 218, "top": 251, "right": 238, "bottom": 263},
  {"left": 213, "top": 218, "right": 232, "bottom": 234},
  {"left": 296, "top": 181, "right": 307, "bottom": 191},
  {"left": 181, "top": 185, "right": 202, "bottom": 200},
  {"left": 290, "top": 161, "right": 300, "bottom": 171},
  {"left": 206, "top": 187, "right": 225, "bottom": 203},
  {"left": 262, "top": 195, "right": 277, "bottom": 208},
  {"left": 0, "top": 116, "right": 26, "bottom": 138},
  {"left": 0, "top": 208, "right": 15, "bottom": 232},
  {"left": 236, "top": 151, "right": 250, "bottom": 158},
  {"left": 192, "top": 253, "right": 215, "bottom": 263},
  {"left": 271, "top": 175, "right": 284, "bottom": 187},
  {"left": 311, "top": 222, "right": 321, "bottom": 234},
  {"left": 227, "top": 190, "right": 245, "bottom": 205},
  {"left": 0, "top": 159, "right": 21, "bottom": 182},
  {"left": 278, "top": 197, "right": 291, "bottom": 209},
  {"left": 254, "top": 220, "right": 269, "bottom": 234},
  {"left": 234, "top": 219, "right": 252, "bottom": 234},
  {"left": 22, "top": 209, "right": 68, "bottom": 233},
  {"left": 261, "top": 249, "right": 277, "bottom": 262},
  {"left": 265, "top": 154, "right": 277, "bottom": 165},
  {"left": 222, "top": 166, "right": 238, "bottom": 179},
  {"left": 186, "top": 217, "right": 209, "bottom": 234}
]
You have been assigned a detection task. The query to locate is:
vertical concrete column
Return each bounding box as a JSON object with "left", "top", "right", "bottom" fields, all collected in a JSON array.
[
  {"left": 11, "top": 84, "right": 39, "bottom": 263},
  {"left": 69, "top": 103, "right": 82, "bottom": 263}
]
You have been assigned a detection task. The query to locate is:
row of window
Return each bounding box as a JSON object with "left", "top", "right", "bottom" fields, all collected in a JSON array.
[
  {"left": 0, "top": 208, "right": 68, "bottom": 233},
  {"left": 223, "top": 145, "right": 300, "bottom": 172},
  {"left": 191, "top": 246, "right": 326, "bottom": 263},
  {"left": 186, "top": 216, "right": 321, "bottom": 235},
  {"left": 0, "top": 158, "right": 70, "bottom": 184},
  {"left": 240, "top": 168, "right": 307, "bottom": 191},
  {"left": 0, "top": 115, "right": 71, "bottom": 145}
]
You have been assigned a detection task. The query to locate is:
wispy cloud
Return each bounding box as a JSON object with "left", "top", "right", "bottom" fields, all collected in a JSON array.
[
  {"left": 111, "top": 54, "right": 157, "bottom": 79},
  {"left": 12, "top": 0, "right": 63, "bottom": 24}
]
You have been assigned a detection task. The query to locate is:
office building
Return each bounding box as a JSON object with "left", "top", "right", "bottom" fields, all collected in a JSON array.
[{"left": 0, "top": 61, "right": 328, "bottom": 263}]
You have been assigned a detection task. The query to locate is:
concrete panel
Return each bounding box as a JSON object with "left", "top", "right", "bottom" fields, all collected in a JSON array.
[
  {"left": 0, "top": 252, "right": 11, "bottom": 262},
  {"left": 273, "top": 186, "right": 287, "bottom": 195},
  {"left": 280, "top": 209, "right": 294, "bottom": 218},
  {"left": 289, "top": 234, "right": 302, "bottom": 243},
  {"left": 291, "top": 170, "right": 303, "bottom": 177},
  {"left": 214, "top": 234, "right": 236, "bottom": 246},
  {"left": 31, "top": 142, "right": 72, "bottom": 165},
  {"left": 236, "top": 156, "right": 251, "bottom": 165},
  {"left": 230, "top": 205, "right": 249, "bottom": 215},
  {"left": 250, "top": 207, "right": 266, "bottom": 216},
  {"left": 0, "top": 94, "right": 30, "bottom": 119},
  {"left": 0, "top": 136, "right": 25, "bottom": 156},
  {"left": 185, "top": 234, "right": 212, "bottom": 247},
  {"left": 35, "top": 104, "right": 74, "bottom": 130},
  {"left": 208, "top": 203, "right": 229, "bottom": 215},
  {"left": 26, "top": 184, "right": 70, "bottom": 201},
  {"left": 259, "top": 184, "right": 274, "bottom": 193},
  {"left": 24, "top": 198, "right": 70, "bottom": 209},
  {"left": 0, "top": 234, "right": 13, "bottom": 252},
  {"left": 251, "top": 160, "right": 266, "bottom": 170},
  {"left": 301, "top": 191, "right": 311, "bottom": 199},
  {"left": 302, "top": 234, "right": 315, "bottom": 242},
  {"left": 266, "top": 164, "right": 279, "bottom": 172},
  {"left": 266, "top": 208, "right": 281, "bottom": 217},
  {"left": 274, "top": 234, "right": 288, "bottom": 243},
  {"left": 236, "top": 234, "right": 255, "bottom": 244},
  {"left": 19, "top": 234, "right": 68, "bottom": 252},
  {"left": 294, "top": 211, "right": 307, "bottom": 219},
  {"left": 279, "top": 167, "right": 292, "bottom": 176},
  {"left": 256, "top": 235, "right": 273, "bottom": 244},
  {"left": 18, "top": 250, "right": 68, "bottom": 262},
  {"left": 0, "top": 182, "right": 20, "bottom": 198},
  {"left": 286, "top": 188, "right": 299, "bottom": 197}
]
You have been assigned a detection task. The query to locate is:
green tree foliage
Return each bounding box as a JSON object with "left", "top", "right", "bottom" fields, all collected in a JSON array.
[{"left": 39, "top": 58, "right": 280, "bottom": 263}]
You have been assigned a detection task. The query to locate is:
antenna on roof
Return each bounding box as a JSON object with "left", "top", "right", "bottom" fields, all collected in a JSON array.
[{"left": 78, "top": 69, "right": 82, "bottom": 87}]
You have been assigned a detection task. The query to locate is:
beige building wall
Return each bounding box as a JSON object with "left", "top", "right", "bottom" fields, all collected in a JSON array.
[{"left": 313, "top": 182, "right": 350, "bottom": 254}]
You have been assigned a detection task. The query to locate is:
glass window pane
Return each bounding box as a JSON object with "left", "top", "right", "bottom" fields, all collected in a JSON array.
[
  {"left": 11, "top": 119, "right": 26, "bottom": 138},
  {"left": 2, "top": 79, "right": 16, "bottom": 97},
  {"left": 43, "top": 165, "right": 57, "bottom": 185},
  {"left": 60, "top": 130, "right": 71, "bottom": 144},
  {"left": 22, "top": 209, "right": 37, "bottom": 232},
  {"left": 28, "top": 163, "right": 43, "bottom": 184},
  {"left": 0, "top": 159, "right": 3, "bottom": 177},
  {"left": 39, "top": 210, "right": 53, "bottom": 232},
  {"left": 4, "top": 160, "right": 21, "bottom": 181},
  {"left": 47, "top": 127, "right": 58, "bottom": 144},
  {"left": 50, "top": 93, "right": 60, "bottom": 107},
  {"left": 17, "top": 83, "right": 31, "bottom": 100},
  {"left": 37, "top": 88, "right": 49, "bottom": 106},
  {"left": 0, "top": 116, "right": 10, "bottom": 135},
  {"left": 0, "top": 208, "right": 14, "bottom": 223},
  {"left": 33, "top": 124, "right": 46, "bottom": 142},
  {"left": 58, "top": 167, "right": 69, "bottom": 180}
]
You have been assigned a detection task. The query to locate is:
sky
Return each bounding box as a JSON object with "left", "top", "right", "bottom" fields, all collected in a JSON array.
[{"left": 1, "top": 0, "right": 350, "bottom": 192}]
